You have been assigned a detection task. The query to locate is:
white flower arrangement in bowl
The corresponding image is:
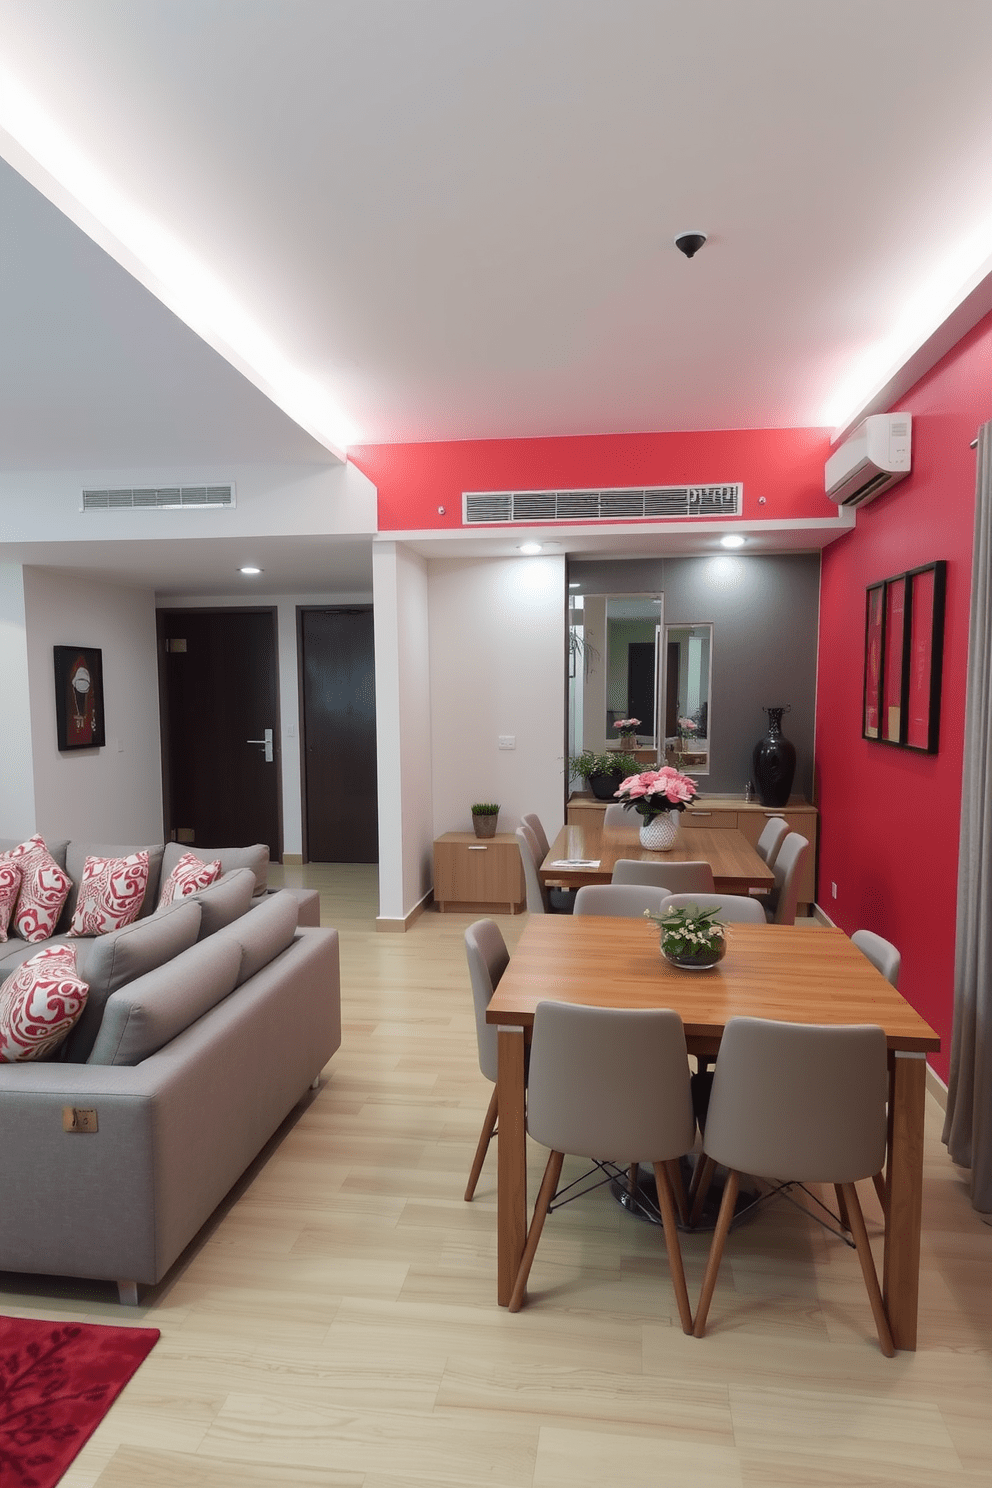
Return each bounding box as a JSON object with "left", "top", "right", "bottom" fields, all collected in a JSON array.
[{"left": 645, "top": 901, "right": 726, "bottom": 970}]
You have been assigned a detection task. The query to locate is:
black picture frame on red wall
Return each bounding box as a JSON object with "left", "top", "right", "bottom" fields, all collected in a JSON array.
[{"left": 862, "top": 561, "right": 946, "bottom": 753}]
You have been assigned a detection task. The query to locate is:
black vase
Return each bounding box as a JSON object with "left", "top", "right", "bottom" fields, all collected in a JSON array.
[{"left": 752, "top": 707, "right": 796, "bottom": 808}]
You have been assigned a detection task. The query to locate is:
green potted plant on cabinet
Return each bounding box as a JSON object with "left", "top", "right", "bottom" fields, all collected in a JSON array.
[
  {"left": 568, "top": 750, "right": 642, "bottom": 801},
  {"left": 471, "top": 802, "right": 500, "bottom": 839}
]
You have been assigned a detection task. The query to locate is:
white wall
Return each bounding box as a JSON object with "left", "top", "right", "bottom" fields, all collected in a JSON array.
[
  {"left": 21, "top": 567, "right": 163, "bottom": 841},
  {"left": 160, "top": 589, "right": 373, "bottom": 856},
  {"left": 0, "top": 459, "right": 376, "bottom": 542},
  {"left": 0, "top": 564, "right": 37, "bottom": 837},
  {"left": 428, "top": 554, "right": 567, "bottom": 840},
  {"left": 373, "top": 543, "right": 433, "bottom": 923}
]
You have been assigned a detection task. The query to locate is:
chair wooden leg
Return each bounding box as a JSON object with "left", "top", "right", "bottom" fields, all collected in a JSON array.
[
  {"left": 834, "top": 1183, "right": 851, "bottom": 1231},
  {"left": 840, "top": 1181, "right": 895, "bottom": 1357},
  {"left": 664, "top": 1159, "right": 688, "bottom": 1226},
  {"left": 693, "top": 1168, "right": 739, "bottom": 1337},
  {"left": 872, "top": 1169, "right": 886, "bottom": 1213},
  {"left": 652, "top": 1162, "right": 693, "bottom": 1335},
  {"left": 464, "top": 1085, "right": 498, "bottom": 1201},
  {"left": 689, "top": 1154, "right": 716, "bottom": 1227},
  {"left": 628, "top": 1163, "right": 640, "bottom": 1202},
  {"left": 508, "top": 1150, "right": 564, "bottom": 1313}
]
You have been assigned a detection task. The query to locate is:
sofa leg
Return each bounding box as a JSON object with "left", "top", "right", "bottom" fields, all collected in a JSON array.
[
  {"left": 117, "top": 1280, "right": 139, "bottom": 1306},
  {"left": 310, "top": 1076, "right": 321, "bottom": 1090}
]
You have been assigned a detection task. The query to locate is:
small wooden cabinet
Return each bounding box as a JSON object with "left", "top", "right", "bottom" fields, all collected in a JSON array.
[
  {"left": 433, "top": 832, "right": 525, "bottom": 914},
  {"left": 566, "top": 793, "right": 819, "bottom": 913}
]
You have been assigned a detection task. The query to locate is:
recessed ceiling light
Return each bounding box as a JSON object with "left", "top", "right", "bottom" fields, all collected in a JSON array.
[
  {"left": 720, "top": 535, "right": 746, "bottom": 549},
  {"left": 518, "top": 542, "right": 543, "bottom": 555},
  {"left": 238, "top": 565, "right": 263, "bottom": 574}
]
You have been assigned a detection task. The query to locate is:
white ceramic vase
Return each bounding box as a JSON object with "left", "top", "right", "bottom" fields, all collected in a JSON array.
[{"left": 638, "top": 810, "right": 680, "bottom": 851}]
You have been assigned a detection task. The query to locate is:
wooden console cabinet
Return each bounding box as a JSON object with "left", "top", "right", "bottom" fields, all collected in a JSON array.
[
  {"left": 433, "top": 832, "right": 526, "bottom": 914},
  {"left": 566, "top": 793, "right": 819, "bottom": 913}
]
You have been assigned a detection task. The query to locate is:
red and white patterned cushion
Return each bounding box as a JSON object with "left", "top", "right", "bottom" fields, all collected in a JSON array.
[
  {"left": 157, "top": 852, "right": 222, "bottom": 908},
  {"left": 0, "top": 863, "right": 22, "bottom": 943},
  {"left": 0, "top": 943, "right": 89, "bottom": 1062},
  {"left": 0, "top": 835, "right": 73, "bottom": 944},
  {"left": 68, "top": 851, "right": 150, "bottom": 937}
]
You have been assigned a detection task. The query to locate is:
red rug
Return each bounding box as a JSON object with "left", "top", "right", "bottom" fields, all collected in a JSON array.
[{"left": 0, "top": 1316, "right": 160, "bottom": 1488}]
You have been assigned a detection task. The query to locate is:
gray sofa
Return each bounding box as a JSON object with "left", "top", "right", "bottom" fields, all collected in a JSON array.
[{"left": 0, "top": 838, "right": 338, "bottom": 1302}]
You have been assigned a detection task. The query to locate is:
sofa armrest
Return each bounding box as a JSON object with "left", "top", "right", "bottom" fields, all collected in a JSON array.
[{"left": 268, "top": 886, "right": 321, "bottom": 927}]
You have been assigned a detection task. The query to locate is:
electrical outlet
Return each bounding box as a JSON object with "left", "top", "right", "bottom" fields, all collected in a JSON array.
[
  {"left": 498, "top": 735, "right": 516, "bottom": 750},
  {"left": 831, "top": 882, "right": 838, "bottom": 899}
]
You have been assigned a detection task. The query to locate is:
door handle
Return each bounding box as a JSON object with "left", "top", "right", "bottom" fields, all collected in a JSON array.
[{"left": 247, "top": 728, "right": 274, "bottom": 763}]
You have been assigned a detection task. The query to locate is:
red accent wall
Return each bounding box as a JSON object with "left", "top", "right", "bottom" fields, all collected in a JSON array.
[
  {"left": 817, "top": 312, "right": 992, "bottom": 1080},
  {"left": 350, "top": 427, "right": 833, "bottom": 531}
]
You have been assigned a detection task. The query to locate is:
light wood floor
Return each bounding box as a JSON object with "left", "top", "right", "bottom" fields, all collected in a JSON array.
[{"left": 4, "top": 865, "right": 990, "bottom": 1487}]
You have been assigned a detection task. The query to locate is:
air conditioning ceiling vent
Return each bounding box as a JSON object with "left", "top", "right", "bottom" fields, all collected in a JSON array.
[
  {"left": 82, "top": 485, "right": 235, "bottom": 511},
  {"left": 463, "top": 483, "right": 742, "bottom": 525}
]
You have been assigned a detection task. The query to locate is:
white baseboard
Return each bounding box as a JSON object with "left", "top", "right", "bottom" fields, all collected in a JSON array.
[
  {"left": 926, "top": 1064, "right": 948, "bottom": 1111},
  {"left": 376, "top": 891, "right": 432, "bottom": 933}
]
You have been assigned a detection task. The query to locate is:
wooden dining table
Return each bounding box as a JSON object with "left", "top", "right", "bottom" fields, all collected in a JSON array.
[
  {"left": 541, "top": 818, "right": 775, "bottom": 896},
  {"left": 486, "top": 915, "right": 940, "bottom": 1349}
]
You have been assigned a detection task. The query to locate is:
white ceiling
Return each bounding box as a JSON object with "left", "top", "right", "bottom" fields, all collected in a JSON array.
[{"left": 1, "top": 0, "right": 992, "bottom": 589}]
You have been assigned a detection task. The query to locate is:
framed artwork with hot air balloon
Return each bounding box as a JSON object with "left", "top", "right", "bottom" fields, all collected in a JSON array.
[{"left": 53, "top": 646, "right": 106, "bottom": 751}]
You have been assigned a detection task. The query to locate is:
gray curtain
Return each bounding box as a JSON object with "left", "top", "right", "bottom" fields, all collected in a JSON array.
[{"left": 943, "top": 419, "right": 992, "bottom": 1213}]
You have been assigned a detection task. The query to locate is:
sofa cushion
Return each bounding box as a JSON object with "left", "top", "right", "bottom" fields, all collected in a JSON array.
[
  {"left": 158, "top": 850, "right": 221, "bottom": 907},
  {"left": 231, "top": 889, "right": 299, "bottom": 985},
  {"left": 62, "top": 898, "right": 202, "bottom": 1063},
  {"left": 187, "top": 867, "right": 256, "bottom": 940},
  {"left": 67, "top": 851, "right": 149, "bottom": 937},
  {"left": 61, "top": 841, "right": 165, "bottom": 930},
  {"left": 86, "top": 932, "right": 243, "bottom": 1066},
  {"left": 0, "top": 943, "right": 88, "bottom": 1062},
  {"left": 160, "top": 841, "right": 269, "bottom": 897},
  {"left": 0, "top": 836, "right": 73, "bottom": 942},
  {"left": 0, "top": 837, "right": 69, "bottom": 870},
  {"left": 0, "top": 864, "right": 21, "bottom": 942}
]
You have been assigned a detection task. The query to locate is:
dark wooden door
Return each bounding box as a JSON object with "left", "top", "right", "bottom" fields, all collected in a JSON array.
[
  {"left": 300, "top": 607, "right": 378, "bottom": 863},
  {"left": 627, "top": 641, "right": 656, "bottom": 729},
  {"left": 158, "top": 608, "right": 281, "bottom": 858}
]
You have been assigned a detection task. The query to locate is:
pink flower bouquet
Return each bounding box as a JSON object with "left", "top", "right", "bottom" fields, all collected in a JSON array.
[{"left": 614, "top": 765, "right": 699, "bottom": 820}]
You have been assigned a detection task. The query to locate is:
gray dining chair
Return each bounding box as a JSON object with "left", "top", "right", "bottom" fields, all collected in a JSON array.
[
  {"left": 508, "top": 1000, "right": 696, "bottom": 1332},
  {"left": 603, "top": 803, "right": 630, "bottom": 826},
  {"left": 763, "top": 832, "right": 809, "bottom": 924},
  {"left": 515, "top": 825, "right": 550, "bottom": 914},
  {"left": 662, "top": 891, "right": 766, "bottom": 924},
  {"left": 522, "top": 811, "right": 575, "bottom": 912},
  {"left": 612, "top": 859, "right": 715, "bottom": 894},
  {"left": 521, "top": 812, "right": 551, "bottom": 860},
  {"left": 755, "top": 815, "right": 789, "bottom": 866},
  {"left": 852, "top": 930, "right": 901, "bottom": 987},
  {"left": 691, "top": 1016, "right": 894, "bottom": 1356},
  {"left": 463, "top": 919, "right": 511, "bottom": 1201},
  {"left": 573, "top": 883, "right": 672, "bottom": 918}
]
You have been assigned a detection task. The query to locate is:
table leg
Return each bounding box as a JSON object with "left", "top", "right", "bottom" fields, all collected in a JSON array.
[
  {"left": 883, "top": 1051, "right": 926, "bottom": 1350},
  {"left": 497, "top": 1026, "right": 527, "bottom": 1306}
]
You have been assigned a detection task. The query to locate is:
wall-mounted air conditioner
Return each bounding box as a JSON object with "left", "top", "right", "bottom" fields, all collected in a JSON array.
[{"left": 825, "top": 414, "right": 912, "bottom": 507}]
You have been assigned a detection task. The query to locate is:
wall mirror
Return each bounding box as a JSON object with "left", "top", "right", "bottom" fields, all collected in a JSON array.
[
  {"left": 663, "top": 623, "right": 712, "bottom": 775},
  {"left": 568, "top": 593, "right": 664, "bottom": 765}
]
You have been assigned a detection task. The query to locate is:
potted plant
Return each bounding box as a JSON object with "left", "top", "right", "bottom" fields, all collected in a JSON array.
[
  {"left": 645, "top": 901, "right": 726, "bottom": 970},
  {"left": 612, "top": 716, "right": 641, "bottom": 750},
  {"left": 471, "top": 802, "right": 500, "bottom": 839},
  {"left": 614, "top": 765, "right": 699, "bottom": 849},
  {"left": 569, "top": 749, "right": 641, "bottom": 801}
]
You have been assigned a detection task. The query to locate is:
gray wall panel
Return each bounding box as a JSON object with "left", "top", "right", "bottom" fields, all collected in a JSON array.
[{"left": 570, "top": 555, "right": 820, "bottom": 798}]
